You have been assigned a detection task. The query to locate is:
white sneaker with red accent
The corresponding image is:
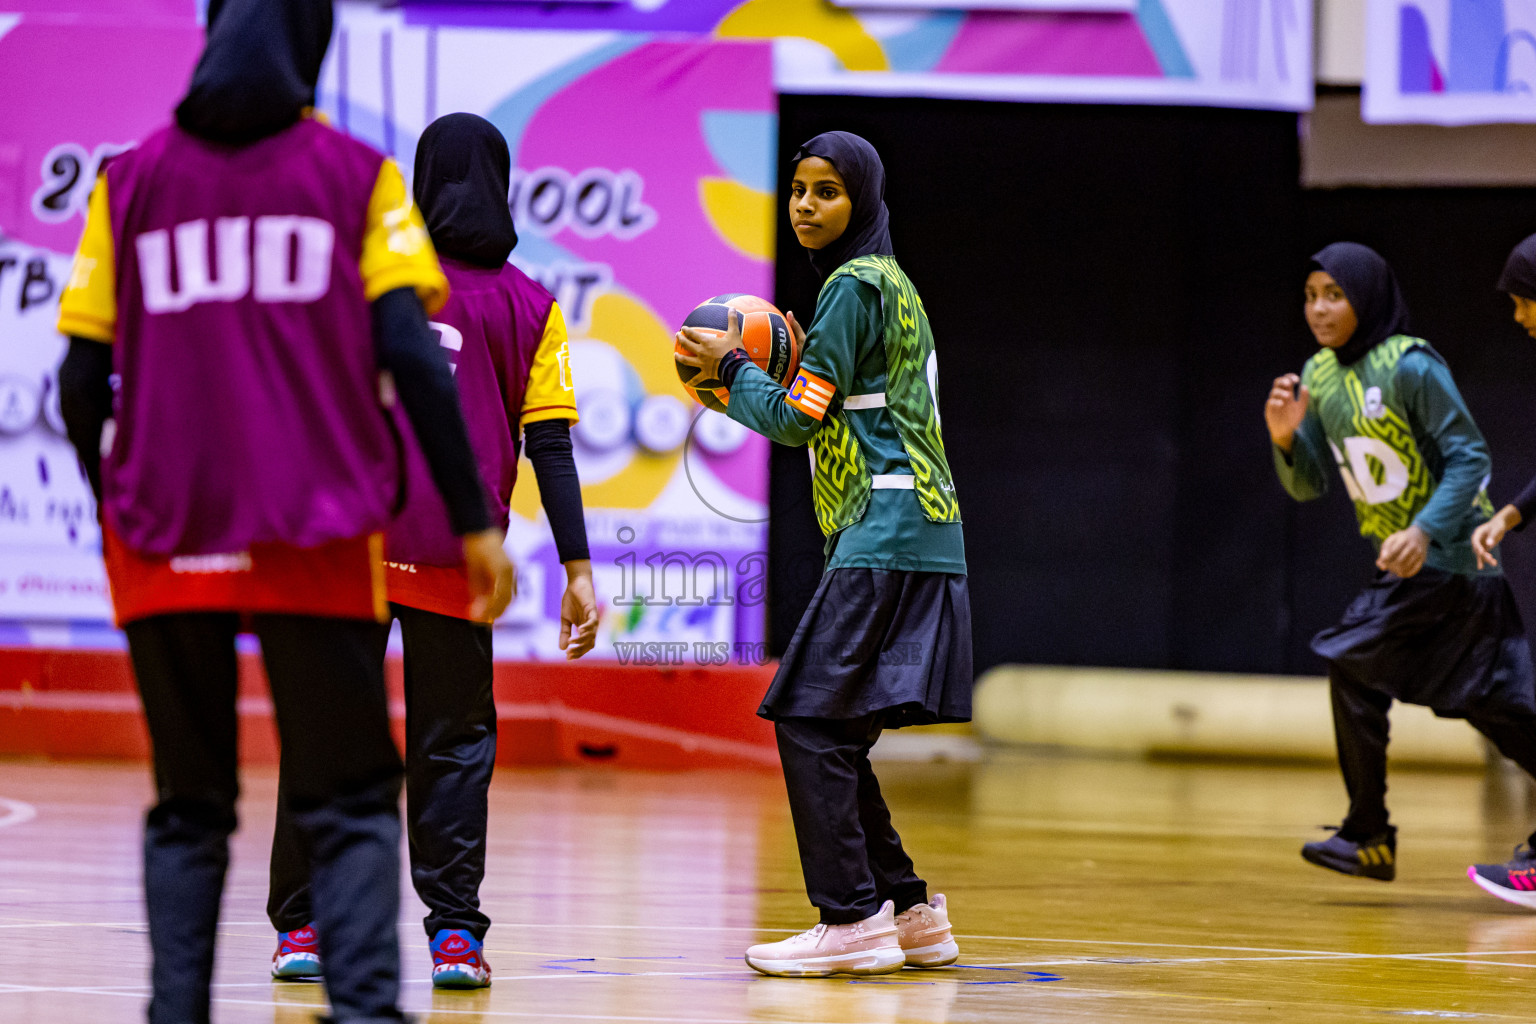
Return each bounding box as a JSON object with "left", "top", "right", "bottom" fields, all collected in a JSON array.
[
  {"left": 895, "top": 894, "right": 959, "bottom": 967},
  {"left": 745, "top": 900, "right": 905, "bottom": 978}
]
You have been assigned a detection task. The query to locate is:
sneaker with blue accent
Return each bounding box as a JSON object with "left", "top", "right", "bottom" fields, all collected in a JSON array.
[
  {"left": 271, "top": 924, "right": 322, "bottom": 980},
  {"left": 430, "top": 928, "right": 491, "bottom": 989},
  {"left": 1469, "top": 845, "right": 1536, "bottom": 908},
  {"left": 1301, "top": 825, "right": 1396, "bottom": 881}
]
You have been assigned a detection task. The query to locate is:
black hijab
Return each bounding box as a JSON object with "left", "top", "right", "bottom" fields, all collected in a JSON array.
[
  {"left": 791, "top": 131, "right": 894, "bottom": 282},
  {"left": 1498, "top": 233, "right": 1536, "bottom": 301},
  {"left": 413, "top": 113, "right": 518, "bottom": 268},
  {"left": 1310, "top": 242, "right": 1411, "bottom": 366},
  {"left": 175, "top": 0, "right": 333, "bottom": 145}
]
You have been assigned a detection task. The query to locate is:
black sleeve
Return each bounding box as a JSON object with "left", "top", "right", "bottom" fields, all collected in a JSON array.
[
  {"left": 373, "top": 287, "right": 490, "bottom": 536},
  {"left": 718, "top": 348, "right": 753, "bottom": 389},
  {"left": 58, "top": 336, "right": 114, "bottom": 502},
  {"left": 1513, "top": 477, "right": 1536, "bottom": 531},
  {"left": 523, "top": 418, "right": 589, "bottom": 562}
]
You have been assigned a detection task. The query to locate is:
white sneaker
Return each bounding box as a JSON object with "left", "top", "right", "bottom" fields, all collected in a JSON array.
[
  {"left": 745, "top": 900, "right": 905, "bottom": 978},
  {"left": 895, "top": 894, "right": 959, "bottom": 967}
]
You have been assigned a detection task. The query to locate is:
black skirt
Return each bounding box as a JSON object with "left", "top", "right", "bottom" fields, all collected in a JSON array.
[
  {"left": 1311, "top": 567, "right": 1536, "bottom": 720},
  {"left": 759, "top": 568, "right": 972, "bottom": 728}
]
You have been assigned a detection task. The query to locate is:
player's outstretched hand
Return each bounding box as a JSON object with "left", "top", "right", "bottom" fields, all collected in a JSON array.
[
  {"left": 676, "top": 308, "right": 744, "bottom": 384},
  {"left": 1265, "top": 373, "right": 1309, "bottom": 452},
  {"left": 1472, "top": 505, "right": 1522, "bottom": 570},
  {"left": 560, "top": 560, "right": 599, "bottom": 660},
  {"left": 1376, "top": 524, "right": 1430, "bottom": 578},
  {"left": 464, "top": 529, "right": 516, "bottom": 621}
]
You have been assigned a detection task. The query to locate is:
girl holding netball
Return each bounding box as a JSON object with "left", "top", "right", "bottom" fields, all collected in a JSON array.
[{"left": 677, "top": 131, "right": 970, "bottom": 977}]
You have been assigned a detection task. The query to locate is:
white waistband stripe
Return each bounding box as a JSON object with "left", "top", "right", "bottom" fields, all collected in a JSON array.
[
  {"left": 871, "top": 475, "right": 915, "bottom": 489},
  {"left": 843, "top": 393, "right": 887, "bottom": 410}
]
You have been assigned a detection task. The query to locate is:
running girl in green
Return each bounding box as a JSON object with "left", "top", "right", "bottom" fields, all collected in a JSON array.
[
  {"left": 677, "top": 131, "right": 970, "bottom": 978},
  {"left": 1267, "top": 242, "right": 1536, "bottom": 900}
]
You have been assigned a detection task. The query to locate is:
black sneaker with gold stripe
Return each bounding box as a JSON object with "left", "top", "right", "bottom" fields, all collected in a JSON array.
[{"left": 1301, "top": 825, "right": 1396, "bottom": 881}]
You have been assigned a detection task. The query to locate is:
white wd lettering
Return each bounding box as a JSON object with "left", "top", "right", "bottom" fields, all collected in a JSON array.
[
  {"left": 254, "top": 216, "right": 334, "bottom": 302},
  {"left": 137, "top": 215, "right": 334, "bottom": 313},
  {"left": 138, "top": 218, "right": 248, "bottom": 313},
  {"left": 1331, "top": 436, "right": 1409, "bottom": 505}
]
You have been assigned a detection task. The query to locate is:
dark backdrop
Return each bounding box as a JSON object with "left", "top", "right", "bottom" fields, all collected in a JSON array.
[{"left": 767, "top": 94, "right": 1536, "bottom": 677}]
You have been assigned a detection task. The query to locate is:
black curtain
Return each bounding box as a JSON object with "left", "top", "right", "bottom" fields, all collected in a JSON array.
[{"left": 769, "top": 95, "right": 1536, "bottom": 678}]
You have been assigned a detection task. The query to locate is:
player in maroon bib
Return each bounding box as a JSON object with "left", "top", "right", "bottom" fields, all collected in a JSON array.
[
  {"left": 56, "top": 3, "right": 513, "bottom": 1021},
  {"left": 265, "top": 113, "right": 597, "bottom": 989}
]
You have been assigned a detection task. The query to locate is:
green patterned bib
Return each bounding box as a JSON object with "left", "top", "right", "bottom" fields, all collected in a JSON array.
[
  {"left": 1302, "top": 335, "right": 1493, "bottom": 545},
  {"left": 807, "top": 255, "right": 960, "bottom": 537}
]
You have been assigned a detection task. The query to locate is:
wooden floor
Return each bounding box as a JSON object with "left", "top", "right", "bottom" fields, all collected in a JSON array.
[{"left": 5, "top": 751, "right": 1536, "bottom": 1022}]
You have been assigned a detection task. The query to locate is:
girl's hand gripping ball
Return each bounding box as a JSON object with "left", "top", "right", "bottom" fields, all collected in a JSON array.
[{"left": 674, "top": 294, "right": 800, "bottom": 411}]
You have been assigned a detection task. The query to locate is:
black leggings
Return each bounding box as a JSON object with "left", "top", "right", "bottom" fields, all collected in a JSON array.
[
  {"left": 775, "top": 713, "right": 928, "bottom": 924},
  {"left": 269, "top": 602, "right": 497, "bottom": 941},
  {"left": 127, "top": 612, "right": 402, "bottom": 1024},
  {"left": 1332, "top": 667, "right": 1536, "bottom": 845}
]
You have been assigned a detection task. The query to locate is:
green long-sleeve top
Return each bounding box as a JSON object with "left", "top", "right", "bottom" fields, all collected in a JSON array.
[
  {"left": 1273, "top": 348, "right": 1496, "bottom": 576},
  {"left": 725, "top": 275, "right": 966, "bottom": 573}
]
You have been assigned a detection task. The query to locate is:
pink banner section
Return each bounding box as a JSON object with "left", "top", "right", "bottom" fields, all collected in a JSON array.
[
  {"left": 0, "top": 0, "right": 195, "bottom": 20},
  {"left": 517, "top": 40, "right": 775, "bottom": 336},
  {"left": 0, "top": 21, "right": 203, "bottom": 253},
  {"left": 936, "top": 12, "right": 1163, "bottom": 76}
]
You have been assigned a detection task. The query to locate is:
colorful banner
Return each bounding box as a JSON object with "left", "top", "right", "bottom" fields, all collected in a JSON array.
[
  {"left": 402, "top": 0, "right": 1313, "bottom": 111},
  {"left": 0, "top": 4, "right": 778, "bottom": 662},
  {"left": 322, "top": 9, "right": 778, "bottom": 660},
  {"left": 0, "top": 13, "right": 204, "bottom": 640},
  {"left": 1365, "top": 0, "right": 1536, "bottom": 124}
]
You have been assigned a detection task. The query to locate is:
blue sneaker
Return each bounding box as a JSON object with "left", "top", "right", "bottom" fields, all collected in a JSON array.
[
  {"left": 430, "top": 928, "right": 491, "bottom": 989},
  {"left": 272, "top": 924, "right": 322, "bottom": 980}
]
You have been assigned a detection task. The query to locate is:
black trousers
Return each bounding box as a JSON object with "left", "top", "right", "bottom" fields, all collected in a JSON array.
[
  {"left": 126, "top": 612, "right": 403, "bottom": 1024},
  {"left": 776, "top": 713, "right": 928, "bottom": 925},
  {"left": 270, "top": 602, "right": 497, "bottom": 941},
  {"left": 1332, "top": 667, "right": 1536, "bottom": 845}
]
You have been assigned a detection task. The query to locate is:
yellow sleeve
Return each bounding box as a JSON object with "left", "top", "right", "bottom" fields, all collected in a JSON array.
[
  {"left": 519, "top": 303, "right": 579, "bottom": 426},
  {"left": 56, "top": 175, "right": 117, "bottom": 343},
  {"left": 359, "top": 158, "right": 449, "bottom": 314}
]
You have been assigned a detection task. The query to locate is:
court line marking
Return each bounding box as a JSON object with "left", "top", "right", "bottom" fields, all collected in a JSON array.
[
  {"left": 8, "top": 920, "right": 1536, "bottom": 976},
  {"left": 949, "top": 933, "right": 1521, "bottom": 955},
  {"left": 9, "top": 917, "right": 1536, "bottom": 965},
  {"left": 0, "top": 969, "right": 753, "bottom": 996},
  {"left": 0, "top": 984, "right": 859, "bottom": 1024},
  {"left": 0, "top": 798, "right": 36, "bottom": 830},
  {"left": 14, "top": 916, "right": 1536, "bottom": 964},
  {"left": 22, "top": 978, "right": 1535, "bottom": 1024},
  {"left": 6, "top": 946, "right": 1536, "bottom": 999}
]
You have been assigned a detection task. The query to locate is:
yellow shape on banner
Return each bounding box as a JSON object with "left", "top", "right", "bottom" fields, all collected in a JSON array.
[
  {"left": 717, "top": 0, "right": 888, "bottom": 72},
  {"left": 511, "top": 290, "right": 683, "bottom": 521},
  {"left": 699, "top": 177, "right": 774, "bottom": 262}
]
